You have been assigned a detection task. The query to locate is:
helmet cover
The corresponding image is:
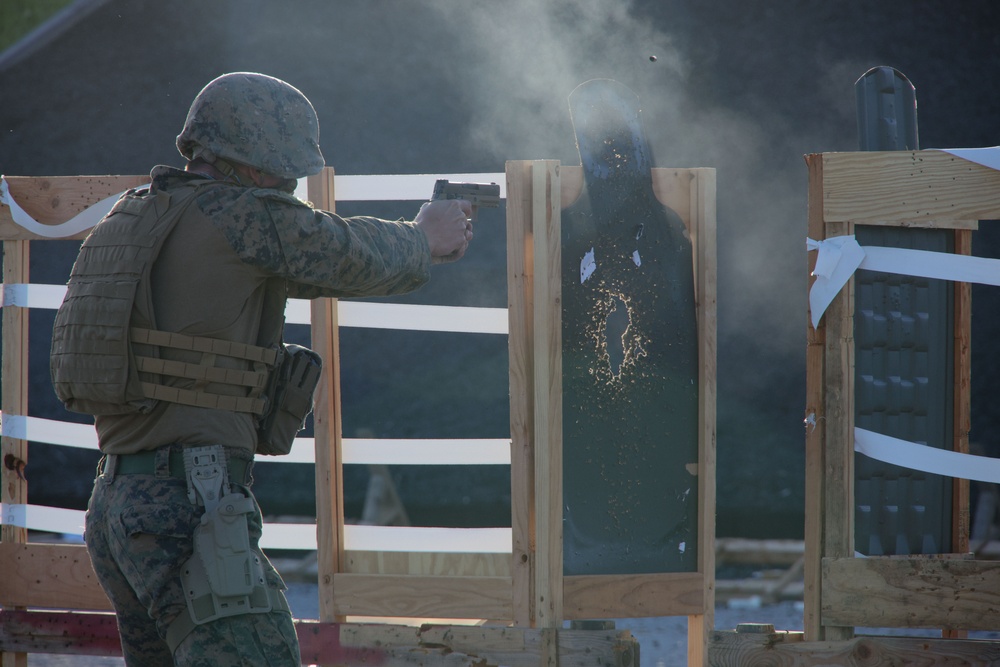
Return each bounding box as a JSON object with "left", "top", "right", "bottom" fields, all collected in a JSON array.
[{"left": 176, "top": 72, "right": 325, "bottom": 179}]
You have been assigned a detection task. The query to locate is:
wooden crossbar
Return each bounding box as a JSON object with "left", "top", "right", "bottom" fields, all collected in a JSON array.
[{"left": 0, "top": 610, "right": 640, "bottom": 667}]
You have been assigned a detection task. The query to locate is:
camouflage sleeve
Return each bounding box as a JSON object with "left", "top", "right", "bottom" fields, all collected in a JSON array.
[{"left": 202, "top": 187, "right": 431, "bottom": 298}]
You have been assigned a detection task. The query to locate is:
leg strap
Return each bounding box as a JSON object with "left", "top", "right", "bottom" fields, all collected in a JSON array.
[{"left": 164, "top": 583, "right": 290, "bottom": 654}]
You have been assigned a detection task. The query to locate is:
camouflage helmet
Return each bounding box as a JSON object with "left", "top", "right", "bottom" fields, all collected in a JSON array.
[{"left": 176, "top": 72, "right": 325, "bottom": 179}]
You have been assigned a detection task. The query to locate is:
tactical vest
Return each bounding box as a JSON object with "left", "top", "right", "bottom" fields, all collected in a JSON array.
[{"left": 50, "top": 182, "right": 278, "bottom": 416}]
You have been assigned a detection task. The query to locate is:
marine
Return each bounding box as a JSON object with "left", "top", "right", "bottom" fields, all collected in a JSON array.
[{"left": 52, "top": 71, "right": 473, "bottom": 666}]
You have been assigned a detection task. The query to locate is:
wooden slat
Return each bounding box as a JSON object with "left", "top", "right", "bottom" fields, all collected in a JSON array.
[
  {"left": 953, "top": 228, "right": 972, "bottom": 557},
  {"left": 307, "top": 167, "right": 346, "bottom": 625},
  {"left": 343, "top": 550, "right": 510, "bottom": 576},
  {"left": 505, "top": 160, "right": 535, "bottom": 628},
  {"left": 711, "top": 631, "right": 1000, "bottom": 667},
  {"left": 563, "top": 572, "right": 704, "bottom": 619},
  {"left": 803, "top": 153, "right": 826, "bottom": 641},
  {"left": 817, "top": 150, "right": 1000, "bottom": 225},
  {"left": 689, "top": 167, "right": 717, "bottom": 667},
  {"left": 560, "top": 165, "right": 584, "bottom": 209},
  {"left": 0, "top": 175, "right": 149, "bottom": 240},
  {"left": 823, "top": 556, "right": 1000, "bottom": 631},
  {"left": 0, "top": 610, "right": 639, "bottom": 667},
  {"left": 2, "top": 240, "right": 29, "bottom": 546},
  {"left": 0, "top": 543, "right": 111, "bottom": 611},
  {"left": 651, "top": 167, "right": 694, "bottom": 237},
  {"left": 413, "top": 624, "right": 639, "bottom": 667},
  {"left": 532, "top": 160, "right": 563, "bottom": 630},
  {"left": 0, "top": 610, "right": 121, "bottom": 657},
  {"left": 819, "top": 214, "right": 855, "bottom": 645},
  {"left": 332, "top": 574, "right": 512, "bottom": 620}
]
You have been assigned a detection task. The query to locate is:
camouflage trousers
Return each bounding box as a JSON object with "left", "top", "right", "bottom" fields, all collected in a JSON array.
[{"left": 84, "top": 449, "right": 300, "bottom": 666}]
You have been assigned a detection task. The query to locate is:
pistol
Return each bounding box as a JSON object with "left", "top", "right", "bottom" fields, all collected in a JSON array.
[{"left": 432, "top": 179, "right": 500, "bottom": 221}]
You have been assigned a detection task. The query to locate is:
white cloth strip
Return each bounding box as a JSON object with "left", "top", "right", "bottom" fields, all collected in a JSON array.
[
  {"left": 855, "top": 427, "right": 1000, "bottom": 484},
  {"left": 938, "top": 146, "right": 1000, "bottom": 171},
  {"left": 807, "top": 235, "right": 1000, "bottom": 328},
  {"left": 338, "top": 301, "right": 508, "bottom": 334},
  {"left": 324, "top": 173, "right": 506, "bottom": 202},
  {"left": 0, "top": 503, "right": 513, "bottom": 553},
  {"left": 863, "top": 246, "right": 1000, "bottom": 287},
  {"left": 259, "top": 521, "right": 317, "bottom": 550},
  {"left": 0, "top": 177, "right": 127, "bottom": 239},
  {"left": 287, "top": 298, "right": 509, "bottom": 333},
  {"left": 1, "top": 503, "right": 86, "bottom": 536},
  {"left": 2, "top": 414, "right": 99, "bottom": 448},
  {"left": 284, "top": 298, "right": 311, "bottom": 325},
  {"left": 1, "top": 283, "right": 67, "bottom": 309},
  {"left": 1, "top": 287, "right": 508, "bottom": 335},
  {"left": 342, "top": 438, "right": 511, "bottom": 465},
  {"left": 6, "top": 415, "right": 509, "bottom": 466},
  {"left": 343, "top": 525, "right": 512, "bottom": 553}
]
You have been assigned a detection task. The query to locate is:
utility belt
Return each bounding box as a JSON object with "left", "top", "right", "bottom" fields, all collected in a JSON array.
[
  {"left": 105, "top": 447, "right": 253, "bottom": 485},
  {"left": 110, "top": 445, "right": 287, "bottom": 653}
]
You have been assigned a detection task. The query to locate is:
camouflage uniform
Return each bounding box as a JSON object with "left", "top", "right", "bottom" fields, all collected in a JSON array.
[
  {"left": 73, "top": 73, "right": 434, "bottom": 665},
  {"left": 85, "top": 446, "right": 299, "bottom": 666}
]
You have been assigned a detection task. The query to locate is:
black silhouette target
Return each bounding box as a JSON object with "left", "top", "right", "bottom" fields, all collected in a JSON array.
[{"left": 561, "top": 80, "right": 699, "bottom": 575}]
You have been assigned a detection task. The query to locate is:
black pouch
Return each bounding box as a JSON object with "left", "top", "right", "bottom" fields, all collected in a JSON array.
[{"left": 256, "top": 344, "right": 322, "bottom": 456}]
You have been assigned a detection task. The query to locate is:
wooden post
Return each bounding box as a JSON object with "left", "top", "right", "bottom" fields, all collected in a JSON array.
[
  {"left": 687, "top": 168, "right": 717, "bottom": 667},
  {"left": 531, "top": 160, "right": 563, "bottom": 632},
  {"left": 821, "top": 213, "right": 855, "bottom": 647},
  {"left": 803, "top": 155, "right": 861, "bottom": 642},
  {"left": 2, "top": 239, "right": 30, "bottom": 667},
  {"left": 307, "top": 168, "right": 346, "bottom": 626},
  {"left": 506, "top": 160, "right": 536, "bottom": 628},
  {"left": 953, "top": 227, "right": 972, "bottom": 557},
  {"left": 803, "top": 154, "right": 824, "bottom": 640}
]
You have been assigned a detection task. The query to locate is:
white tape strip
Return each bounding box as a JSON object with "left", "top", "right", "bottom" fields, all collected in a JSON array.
[
  {"left": 330, "top": 173, "right": 506, "bottom": 202},
  {"left": 1, "top": 414, "right": 99, "bottom": 448},
  {"left": 0, "top": 503, "right": 512, "bottom": 553},
  {"left": 863, "top": 246, "right": 1000, "bottom": 287},
  {"left": 343, "top": 525, "right": 512, "bottom": 553},
  {"left": 855, "top": 427, "right": 1000, "bottom": 484},
  {"left": 339, "top": 301, "right": 508, "bottom": 334},
  {"left": 285, "top": 298, "right": 311, "bottom": 325},
  {"left": 807, "top": 235, "right": 1000, "bottom": 327},
  {"left": 342, "top": 438, "right": 511, "bottom": 465},
  {"left": 806, "top": 236, "right": 865, "bottom": 329},
  {"left": 6, "top": 415, "right": 508, "bottom": 466},
  {"left": 2, "top": 288, "right": 508, "bottom": 335},
  {"left": 0, "top": 177, "right": 126, "bottom": 238},
  {"left": 288, "top": 299, "right": 509, "bottom": 334},
  {"left": 1, "top": 503, "right": 86, "bottom": 536},
  {"left": 1, "top": 283, "right": 67, "bottom": 309}
]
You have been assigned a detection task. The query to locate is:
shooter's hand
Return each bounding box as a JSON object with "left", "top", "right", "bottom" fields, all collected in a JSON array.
[{"left": 415, "top": 199, "right": 474, "bottom": 264}]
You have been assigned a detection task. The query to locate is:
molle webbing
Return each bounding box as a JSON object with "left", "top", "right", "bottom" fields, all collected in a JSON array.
[
  {"left": 131, "top": 327, "right": 276, "bottom": 415},
  {"left": 51, "top": 180, "right": 280, "bottom": 416},
  {"left": 50, "top": 186, "right": 204, "bottom": 415}
]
